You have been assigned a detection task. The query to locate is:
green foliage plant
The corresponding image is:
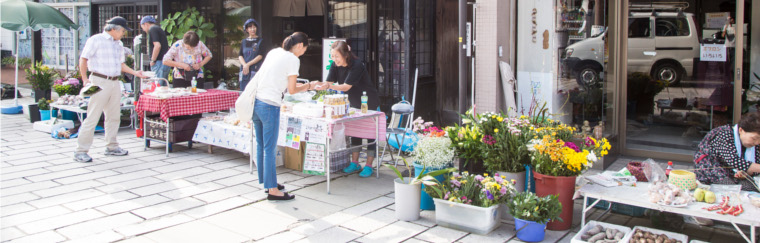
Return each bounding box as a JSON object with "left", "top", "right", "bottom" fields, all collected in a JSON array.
[
  {"left": 160, "top": 7, "right": 217, "bottom": 44},
  {"left": 25, "top": 61, "right": 59, "bottom": 91},
  {"left": 509, "top": 191, "right": 563, "bottom": 224}
]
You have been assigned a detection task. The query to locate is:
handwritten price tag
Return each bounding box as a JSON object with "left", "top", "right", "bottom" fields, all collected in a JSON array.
[{"left": 700, "top": 44, "right": 726, "bottom": 62}]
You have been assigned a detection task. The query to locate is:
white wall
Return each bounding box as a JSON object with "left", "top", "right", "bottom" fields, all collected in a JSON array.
[
  {"left": 515, "top": 0, "right": 571, "bottom": 123},
  {"left": 1, "top": 29, "right": 15, "bottom": 52}
]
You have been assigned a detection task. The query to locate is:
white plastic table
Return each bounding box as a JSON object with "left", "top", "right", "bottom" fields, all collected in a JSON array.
[{"left": 579, "top": 182, "right": 759, "bottom": 243}]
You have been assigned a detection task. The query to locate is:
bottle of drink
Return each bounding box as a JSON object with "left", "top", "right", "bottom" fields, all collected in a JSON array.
[
  {"left": 344, "top": 94, "right": 350, "bottom": 116},
  {"left": 191, "top": 77, "right": 197, "bottom": 93},
  {"left": 665, "top": 161, "right": 673, "bottom": 177},
  {"left": 361, "top": 91, "right": 368, "bottom": 113}
]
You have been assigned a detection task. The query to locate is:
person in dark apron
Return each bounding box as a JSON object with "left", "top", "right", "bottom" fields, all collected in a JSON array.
[
  {"left": 694, "top": 112, "right": 760, "bottom": 192},
  {"left": 162, "top": 31, "right": 212, "bottom": 88},
  {"left": 238, "top": 19, "right": 263, "bottom": 91}
]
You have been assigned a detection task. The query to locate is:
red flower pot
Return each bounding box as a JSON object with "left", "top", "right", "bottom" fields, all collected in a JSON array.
[{"left": 533, "top": 171, "right": 575, "bottom": 231}]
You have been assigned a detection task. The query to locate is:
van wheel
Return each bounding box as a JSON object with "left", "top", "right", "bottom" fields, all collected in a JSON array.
[
  {"left": 652, "top": 63, "right": 681, "bottom": 86},
  {"left": 575, "top": 63, "right": 601, "bottom": 88}
]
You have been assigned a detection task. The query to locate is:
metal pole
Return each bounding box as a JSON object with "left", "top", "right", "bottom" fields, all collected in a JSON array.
[
  {"left": 14, "top": 31, "right": 20, "bottom": 107},
  {"left": 458, "top": 0, "right": 467, "bottom": 119}
]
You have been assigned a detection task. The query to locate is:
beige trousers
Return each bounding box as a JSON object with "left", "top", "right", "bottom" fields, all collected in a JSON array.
[{"left": 75, "top": 75, "right": 123, "bottom": 153}]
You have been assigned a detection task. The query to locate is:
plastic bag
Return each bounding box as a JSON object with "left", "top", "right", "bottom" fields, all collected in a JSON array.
[
  {"left": 643, "top": 158, "right": 667, "bottom": 183},
  {"left": 330, "top": 124, "right": 347, "bottom": 151},
  {"left": 51, "top": 127, "right": 77, "bottom": 139}
]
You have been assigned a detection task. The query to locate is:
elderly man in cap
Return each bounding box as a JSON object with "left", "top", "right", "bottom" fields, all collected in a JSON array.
[
  {"left": 75, "top": 16, "right": 146, "bottom": 163},
  {"left": 140, "top": 16, "right": 169, "bottom": 80}
]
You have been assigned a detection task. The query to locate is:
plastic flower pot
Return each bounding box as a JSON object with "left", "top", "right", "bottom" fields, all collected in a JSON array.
[
  {"left": 39, "top": 109, "right": 57, "bottom": 121},
  {"left": 394, "top": 178, "right": 421, "bottom": 221},
  {"left": 414, "top": 163, "right": 447, "bottom": 210},
  {"left": 498, "top": 170, "right": 526, "bottom": 221},
  {"left": 433, "top": 198, "right": 502, "bottom": 235},
  {"left": 533, "top": 170, "right": 575, "bottom": 230},
  {"left": 514, "top": 217, "right": 547, "bottom": 242}
]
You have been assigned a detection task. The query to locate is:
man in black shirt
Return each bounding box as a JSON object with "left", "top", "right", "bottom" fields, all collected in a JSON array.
[{"left": 140, "top": 16, "right": 169, "bottom": 80}]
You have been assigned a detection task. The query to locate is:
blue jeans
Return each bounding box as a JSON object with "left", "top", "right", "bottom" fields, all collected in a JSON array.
[
  {"left": 151, "top": 60, "right": 170, "bottom": 85},
  {"left": 252, "top": 99, "right": 280, "bottom": 189}
]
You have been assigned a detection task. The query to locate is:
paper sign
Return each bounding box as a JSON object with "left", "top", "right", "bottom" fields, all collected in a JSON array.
[
  {"left": 303, "top": 142, "right": 326, "bottom": 175},
  {"left": 705, "top": 12, "right": 729, "bottom": 29},
  {"left": 700, "top": 44, "right": 726, "bottom": 62},
  {"left": 302, "top": 119, "right": 327, "bottom": 144}
]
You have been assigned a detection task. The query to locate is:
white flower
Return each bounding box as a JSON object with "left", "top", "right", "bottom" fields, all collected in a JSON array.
[
  {"left": 587, "top": 152, "right": 598, "bottom": 164},
  {"left": 412, "top": 136, "right": 455, "bottom": 168}
]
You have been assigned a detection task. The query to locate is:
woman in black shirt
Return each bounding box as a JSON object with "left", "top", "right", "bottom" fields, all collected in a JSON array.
[{"left": 317, "top": 41, "right": 380, "bottom": 178}]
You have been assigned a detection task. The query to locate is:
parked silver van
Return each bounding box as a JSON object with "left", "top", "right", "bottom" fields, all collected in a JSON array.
[{"left": 563, "top": 12, "right": 699, "bottom": 87}]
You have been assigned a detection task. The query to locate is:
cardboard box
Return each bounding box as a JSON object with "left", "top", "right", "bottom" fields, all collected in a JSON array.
[{"left": 284, "top": 141, "right": 306, "bottom": 171}]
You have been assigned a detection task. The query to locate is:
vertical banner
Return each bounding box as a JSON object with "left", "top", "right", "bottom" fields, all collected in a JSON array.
[
  {"left": 303, "top": 142, "right": 326, "bottom": 175},
  {"left": 322, "top": 38, "right": 346, "bottom": 81}
]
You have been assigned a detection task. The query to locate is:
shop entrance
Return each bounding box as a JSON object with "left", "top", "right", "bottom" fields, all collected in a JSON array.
[{"left": 619, "top": 0, "right": 752, "bottom": 161}]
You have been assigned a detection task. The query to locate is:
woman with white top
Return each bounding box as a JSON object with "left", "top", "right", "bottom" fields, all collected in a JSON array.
[{"left": 253, "top": 32, "right": 315, "bottom": 201}]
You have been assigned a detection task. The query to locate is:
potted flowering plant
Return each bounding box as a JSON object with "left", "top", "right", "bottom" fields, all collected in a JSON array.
[
  {"left": 25, "top": 61, "right": 59, "bottom": 101},
  {"left": 385, "top": 157, "right": 456, "bottom": 221},
  {"left": 447, "top": 107, "right": 487, "bottom": 174},
  {"left": 412, "top": 127, "right": 455, "bottom": 210},
  {"left": 529, "top": 133, "right": 611, "bottom": 230},
  {"left": 509, "top": 192, "right": 562, "bottom": 242},
  {"left": 53, "top": 77, "right": 82, "bottom": 96},
  {"left": 481, "top": 114, "right": 535, "bottom": 193},
  {"left": 424, "top": 171, "right": 517, "bottom": 234}
]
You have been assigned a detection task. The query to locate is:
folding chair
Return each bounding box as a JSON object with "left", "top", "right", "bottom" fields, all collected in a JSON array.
[{"left": 380, "top": 100, "right": 414, "bottom": 166}]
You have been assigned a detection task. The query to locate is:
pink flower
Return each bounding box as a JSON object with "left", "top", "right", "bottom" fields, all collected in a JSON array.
[
  {"left": 564, "top": 141, "right": 581, "bottom": 152},
  {"left": 67, "top": 78, "right": 80, "bottom": 86},
  {"left": 475, "top": 175, "right": 484, "bottom": 182}
]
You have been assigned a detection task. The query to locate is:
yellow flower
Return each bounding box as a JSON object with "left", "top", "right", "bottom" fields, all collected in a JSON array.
[
  {"left": 534, "top": 206, "right": 539, "bottom": 211},
  {"left": 501, "top": 175, "right": 506, "bottom": 179},
  {"left": 497, "top": 117, "right": 504, "bottom": 122},
  {"left": 520, "top": 115, "right": 526, "bottom": 119},
  {"left": 494, "top": 129, "right": 499, "bottom": 133},
  {"left": 484, "top": 173, "right": 489, "bottom": 177},
  {"left": 491, "top": 115, "right": 496, "bottom": 119}
]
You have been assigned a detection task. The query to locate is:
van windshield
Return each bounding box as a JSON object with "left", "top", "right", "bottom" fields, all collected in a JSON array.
[{"left": 591, "top": 29, "right": 606, "bottom": 38}]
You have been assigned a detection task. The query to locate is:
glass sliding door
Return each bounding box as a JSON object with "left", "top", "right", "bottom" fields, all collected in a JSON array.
[{"left": 622, "top": 1, "right": 746, "bottom": 160}]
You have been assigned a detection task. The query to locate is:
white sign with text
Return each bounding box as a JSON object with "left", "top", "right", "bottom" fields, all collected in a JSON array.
[{"left": 700, "top": 44, "right": 726, "bottom": 62}]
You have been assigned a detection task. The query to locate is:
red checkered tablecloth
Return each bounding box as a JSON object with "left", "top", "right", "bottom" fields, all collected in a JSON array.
[{"left": 136, "top": 89, "right": 239, "bottom": 121}]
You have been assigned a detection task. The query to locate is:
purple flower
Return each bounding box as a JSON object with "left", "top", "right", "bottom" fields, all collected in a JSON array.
[
  {"left": 500, "top": 187, "right": 507, "bottom": 195},
  {"left": 475, "top": 175, "right": 484, "bottom": 182},
  {"left": 564, "top": 141, "right": 581, "bottom": 152},
  {"left": 494, "top": 176, "right": 503, "bottom": 184},
  {"left": 585, "top": 137, "right": 595, "bottom": 147},
  {"left": 482, "top": 135, "right": 496, "bottom": 145},
  {"left": 486, "top": 190, "right": 494, "bottom": 200},
  {"left": 67, "top": 78, "right": 80, "bottom": 86},
  {"left": 444, "top": 192, "right": 450, "bottom": 200},
  {"left": 450, "top": 179, "right": 461, "bottom": 187}
]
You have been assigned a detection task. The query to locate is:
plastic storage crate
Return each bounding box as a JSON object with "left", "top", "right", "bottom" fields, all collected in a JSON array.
[
  {"left": 329, "top": 149, "right": 351, "bottom": 173},
  {"left": 585, "top": 197, "right": 647, "bottom": 217}
]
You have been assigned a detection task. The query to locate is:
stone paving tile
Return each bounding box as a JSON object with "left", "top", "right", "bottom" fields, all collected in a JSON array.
[
  {"left": 1, "top": 227, "right": 26, "bottom": 242},
  {"left": 182, "top": 196, "right": 251, "bottom": 219},
  {"left": 7, "top": 230, "right": 67, "bottom": 243},
  {"left": 1, "top": 205, "right": 72, "bottom": 227},
  {"left": 0, "top": 203, "right": 36, "bottom": 217},
  {"left": 128, "top": 179, "right": 195, "bottom": 197},
  {"left": 2, "top": 168, "right": 51, "bottom": 181},
  {"left": 114, "top": 214, "right": 195, "bottom": 237},
  {"left": 111, "top": 160, "right": 171, "bottom": 174},
  {"left": 341, "top": 196, "right": 395, "bottom": 217},
  {"left": 54, "top": 169, "right": 120, "bottom": 184},
  {"left": 141, "top": 219, "right": 248, "bottom": 243},
  {"left": 27, "top": 188, "right": 106, "bottom": 209},
  {"left": 95, "top": 194, "right": 173, "bottom": 215},
  {"left": 159, "top": 182, "right": 225, "bottom": 200},
  {"left": 202, "top": 205, "right": 299, "bottom": 240},
  {"left": 96, "top": 169, "right": 160, "bottom": 184},
  {"left": 293, "top": 226, "right": 363, "bottom": 243},
  {"left": 1, "top": 162, "right": 53, "bottom": 174},
  {"left": 191, "top": 184, "right": 259, "bottom": 203},
  {"left": 415, "top": 226, "right": 469, "bottom": 242},
  {"left": 32, "top": 180, "right": 105, "bottom": 198},
  {"left": 409, "top": 210, "right": 437, "bottom": 227},
  {"left": 63, "top": 230, "right": 125, "bottom": 243},
  {"left": 404, "top": 238, "right": 432, "bottom": 243},
  {"left": 131, "top": 197, "right": 206, "bottom": 219},
  {"left": 340, "top": 208, "right": 398, "bottom": 234},
  {"left": 80, "top": 158, "right": 149, "bottom": 172},
  {"left": 97, "top": 177, "right": 165, "bottom": 194},
  {"left": 16, "top": 209, "right": 105, "bottom": 234},
  {"left": 0, "top": 178, "right": 31, "bottom": 189},
  {"left": 56, "top": 212, "right": 144, "bottom": 239},
  {"left": 24, "top": 168, "right": 92, "bottom": 182},
  {"left": 1, "top": 192, "right": 40, "bottom": 206},
  {"left": 256, "top": 231, "right": 307, "bottom": 243},
  {"left": 184, "top": 169, "right": 243, "bottom": 184},
  {"left": 154, "top": 167, "right": 214, "bottom": 181},
  {"left": 290, "top": 211, "right": 357, "bottom": 236},
  {"left": 355, "top": 220, "right": 429, "bottom": 243},
  {"left": 213, "top": 173, "right": 258, "bottom": 187},
  {"left": 63, "top": 191, "right": 140, "bottom": 211},
  {"left": 0, "top": 180, "right": 60, "bottom": 196},
  {"left": 456, "top": 224, "right": 518, "bottom": 243},
  {"left": 202, "top": 160, "right": 246, "bottom": 171}
]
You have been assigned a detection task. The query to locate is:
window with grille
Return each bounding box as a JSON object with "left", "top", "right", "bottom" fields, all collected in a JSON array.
[
  {"left": 327, "top": 1, "right": 369, "bottom": 63},
  {"left": 376, "top": 0, "right": 407, "bottom": 112},
  {"left": 39, "top": 1, "right": 89, "bottom": 70},
  {"left": 415, "top": 0, "right": 435, "bottom": 77},
  {"left": 96, "top": 4, "right": 158, "bottom": 50}
]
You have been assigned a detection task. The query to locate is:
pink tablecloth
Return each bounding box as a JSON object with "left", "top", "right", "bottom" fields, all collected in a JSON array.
[
  {"left": 135, "top": 89, "right": 239, "bottom": 121},
  {"left": 331, "top": 110, "right": 386, "bottom": 140}
]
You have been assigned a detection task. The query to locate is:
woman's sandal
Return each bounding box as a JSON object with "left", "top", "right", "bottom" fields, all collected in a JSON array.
[
  {"left": 267, "top": 192, "right": 295, "bottom": 201},
  {"left": 264, "top": 184, "right": 285, "bottom": 193}
]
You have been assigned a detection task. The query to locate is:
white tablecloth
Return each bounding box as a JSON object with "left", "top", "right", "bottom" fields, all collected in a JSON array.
[{"left": 193, "top": 119, "right": 254, "bottom": 154}]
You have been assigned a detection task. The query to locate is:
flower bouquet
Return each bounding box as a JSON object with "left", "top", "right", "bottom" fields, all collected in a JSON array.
[{"left": 424, "top": 172, "right": 518, "bottom": 234}]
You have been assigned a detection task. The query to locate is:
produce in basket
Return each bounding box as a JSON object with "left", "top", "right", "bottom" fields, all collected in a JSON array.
[
  {"left": 579, "top": 224, "right": 625, "bottom": 242},
  {"left": 630, "top": 229, "right": 682, "bottom": 243},
  {"left": 648, "top": 181, "right": 692, "bottom": 206}
]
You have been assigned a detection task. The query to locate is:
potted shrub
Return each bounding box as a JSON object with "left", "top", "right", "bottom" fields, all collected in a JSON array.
[
  {"left": 480, "top": 113, "right": 534, "bottom": 193},
  {"left": 424, "top": 171, "right": 517, "bottom": 234},
  {"left": 411, "top": 126, "right": 455, "bottom": 210},
  {"left": 509, "top": 192, "right": 562, "bottom": 242},
  {"left": 529, "top": 132, "right": 611, "bottom": 230},
  {"left": 385, "top": 158, "right": 456, "bottom": 221},
  {"left": 25, "top": 61, "right": 59, "bottom": 102},
  {"left": 37, "top": 98, "right": 57, "bottom": 121},
  {"left": 448, "top": 108, "right": 486, "bottom": 174},
  {"left": 53, "top": 77, "right": 82, "bottom": 96}
]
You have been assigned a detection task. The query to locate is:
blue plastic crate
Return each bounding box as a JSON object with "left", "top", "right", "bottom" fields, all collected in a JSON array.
[{"left": 585, "top": 197, "right": 646, "bottom": 217}]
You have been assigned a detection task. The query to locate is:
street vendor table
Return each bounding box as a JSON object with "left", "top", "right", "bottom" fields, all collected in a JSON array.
[
  {"left": 193, "top": 118, "right": 252, "bottom": 154},
  {"left": 135, "top": 89, "right": 239, "bottom": 156},
  {"left": 274, "top": 110, "right": 386, "bottom": 194},
  {"left": 579, "top": 182, "right": 759, "bottom": 243},
  {"left": 51, "top": 104, "right": 135, "bottom": 128}
]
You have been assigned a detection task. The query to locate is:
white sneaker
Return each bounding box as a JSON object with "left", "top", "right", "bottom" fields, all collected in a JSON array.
[
  {"left": 104, "top": 147, "right": 128, "bottom": 156},
  {"left": 74, "top": 152, "right": 93, "bottom": 163}
]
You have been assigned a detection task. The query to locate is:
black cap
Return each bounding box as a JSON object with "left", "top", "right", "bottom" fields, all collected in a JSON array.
[{"left": 107, "top": 16, "right": 132, "bottom": 31}]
